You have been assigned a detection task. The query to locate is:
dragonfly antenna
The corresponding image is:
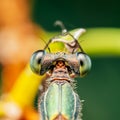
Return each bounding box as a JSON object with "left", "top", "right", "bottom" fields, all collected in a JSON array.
[{"left": 54, "top": 20, "right": 67, "bottom": 34}]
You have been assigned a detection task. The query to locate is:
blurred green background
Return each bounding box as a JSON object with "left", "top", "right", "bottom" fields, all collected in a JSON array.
[
  {"left": 32, "top": 0, "right": 120, "bottom": 120},
  {"left": 32, "top": 0, "right": 120, "bottom": 30}
]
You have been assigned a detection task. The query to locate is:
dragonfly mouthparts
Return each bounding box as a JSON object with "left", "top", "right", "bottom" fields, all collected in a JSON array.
[{"left": 49, "top": 61, "right": 73, "bottom": 82}]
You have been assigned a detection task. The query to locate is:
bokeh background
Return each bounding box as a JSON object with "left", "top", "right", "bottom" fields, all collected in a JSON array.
[
  {"left": 0, "top": 0, "right": 120, "bottom": 120},
  {"left": 32, "top": 0, "right": 120, "bottom": 29}
]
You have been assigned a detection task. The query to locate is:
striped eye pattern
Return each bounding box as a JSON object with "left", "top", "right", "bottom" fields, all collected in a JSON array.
[
  {"left": 76, "top": 52, "right": 91, "bottom": 77},
  {"left": 30, "top": 50, "right": 45, "bottom": 75}
]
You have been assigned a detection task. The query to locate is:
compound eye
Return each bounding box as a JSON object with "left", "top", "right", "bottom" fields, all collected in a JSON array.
[
  {"left": 77, "top": 52, "right": 91, "bottom": 77},
  {"left": 30, "top": 50, "right": 45, "bottom": 75}
]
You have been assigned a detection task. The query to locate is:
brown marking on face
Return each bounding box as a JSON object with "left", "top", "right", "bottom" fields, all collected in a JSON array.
[
  {"left": 55, "top": 60, "right": 66, "bottom": 69},
  {"left": 54, "top": 114, "right": 68, "bottom": 120}
]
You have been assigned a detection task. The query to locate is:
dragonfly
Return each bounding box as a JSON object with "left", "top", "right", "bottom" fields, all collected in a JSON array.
[{"left": 30, "top": 22, "right": 91, "bottom": 120}]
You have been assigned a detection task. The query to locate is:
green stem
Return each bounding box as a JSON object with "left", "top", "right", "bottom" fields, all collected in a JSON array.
[
  {"left": 45, "top": 28, "right": 120, "bottom": 57},
  {"left": 80, "top": 28, "right": 120, "bottom": 57}
]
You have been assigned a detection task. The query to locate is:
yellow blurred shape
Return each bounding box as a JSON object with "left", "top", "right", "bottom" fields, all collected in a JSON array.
[{"left": 8, "top": 64, "right": 45, "bottom": 108}]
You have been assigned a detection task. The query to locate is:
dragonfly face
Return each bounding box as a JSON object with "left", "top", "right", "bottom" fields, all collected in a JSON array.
[
  {"left": 30, "top": 26, "right": 91, "bottom": 120},
  {"left": 30, "top": 51, "right": 91, "bottom": 78}
]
